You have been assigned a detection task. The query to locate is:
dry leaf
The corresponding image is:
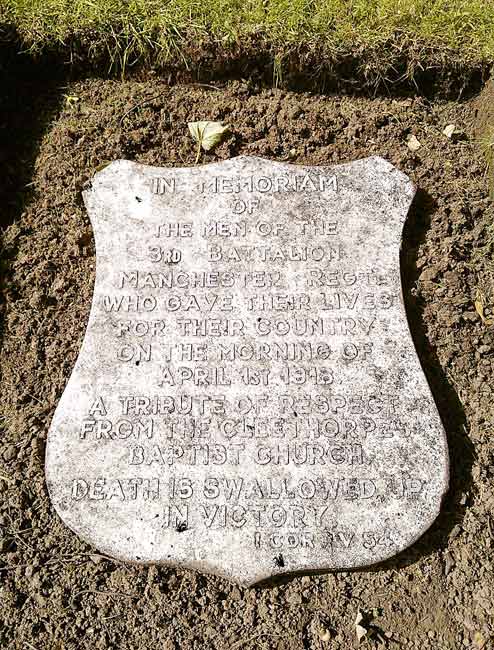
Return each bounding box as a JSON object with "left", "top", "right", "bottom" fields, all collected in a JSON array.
[
  {"left": 356, "top": 624, "right": 367, "bottom": 643},
  {"left": 355, "top": 610, "right": 368, "bottom": 643},
  {"left": 318, "top": 628, "right": 331, "bottom": 642},
  {"left": 407, "top": 134, "right": 421, "bottom": 151},
  {"left": 475, "top": 290, "right": 494, "bottom": 326},
  {"left": 443, "top": 124, "right": 456, "bottom": 138},
  {"left": 188, "top": 121, "right": 229, "bottom": 162},
  {"left": 475, "top": 297, "right": 485, "bottom": 320},
  {"left": 444, "top": 550, "right": 455, "bottom": 576},
  {"left": 64, "top": 94, "right": 80, "bottom": 108},
  {"left": 473, "top": 631, "right": 486, "bottom": 649}
]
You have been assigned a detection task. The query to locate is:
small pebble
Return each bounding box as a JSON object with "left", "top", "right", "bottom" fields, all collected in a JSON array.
[
  {"left": 444, "top": 551, "right": 455, "bottom": 576},
  {"left": 2, "top": 446, "right": 16, "bottom": 462},
  {"left": 450, "top": 524, "right": 462, "bottom": 540}
]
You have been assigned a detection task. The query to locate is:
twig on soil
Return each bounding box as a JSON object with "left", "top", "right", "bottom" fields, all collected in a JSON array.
[
  {"left": 83, "top": 551, "right": 122, "bottom": 563},
  {"left": 0, "top": 551, "right": 125, "bottom": 573},
  {"left": 26, "top": 393, "right": 43, "bottom": 404},
  {"left": 69, "top": 588, "right": 139, "bottom": 608},
  {"left": 72, "top": 588, "right": 138, "bottom": 599},
  {"left": 101, "top": 613, "right": 122, "bottom": 621},
  {"left": 6, "top": 528, "right": 35, "bottom": 553},
  {"left": 23, "top": 642, "right": 39, "bottom": 650},
  {"left": 120, "top": 91, "right": 168, "bottom": 124},
  {"left": 186, "top": 83, "right": 223, "bottom": 91},
  {"left": 44, "top": 551, "right": 124, "bottom": 567},
  {"left": 67, "top": 589, "right": 140, "bottom": 614}
]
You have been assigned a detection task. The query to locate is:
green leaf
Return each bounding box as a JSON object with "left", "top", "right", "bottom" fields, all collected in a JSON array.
[
  {"left": 188, "top": 121, "right": 229, "bottom": 155},
  {"left": 64, "top": 94, "right": 80, "bottom": 109}
]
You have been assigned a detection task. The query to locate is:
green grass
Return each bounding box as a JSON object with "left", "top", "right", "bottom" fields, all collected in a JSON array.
[{"left": 2, "top": 0, "right": 494, "bottom": 73}]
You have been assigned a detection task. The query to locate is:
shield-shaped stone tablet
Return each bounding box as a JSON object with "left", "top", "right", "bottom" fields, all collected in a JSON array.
[{"left": 46, "top": 156, "right": 448, "bottom": 585}]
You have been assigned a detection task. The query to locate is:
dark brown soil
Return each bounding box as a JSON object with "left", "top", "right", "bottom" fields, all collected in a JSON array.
[{"left": 1, "top": 78, "right": 493, "bottom": 650}]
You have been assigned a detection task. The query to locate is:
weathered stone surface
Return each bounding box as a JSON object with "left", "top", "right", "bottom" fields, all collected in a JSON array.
[{"left": 46, "top": 155, "right": 449, "bottom": 585}]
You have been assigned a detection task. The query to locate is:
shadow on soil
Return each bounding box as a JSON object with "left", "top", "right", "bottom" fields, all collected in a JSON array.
[
  {"left": 398, "top": 189, "right": 474, "bottom": 561},
  {"left": 0, "top": 46, "right": 65, "bottom": 346},
  {"left": 0, "top": 47, "right": 66, "bottom": 231}
]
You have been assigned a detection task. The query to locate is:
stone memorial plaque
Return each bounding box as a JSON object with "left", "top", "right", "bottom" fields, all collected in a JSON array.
[{"left": 46, "top": 156, "right": 449, "bottom": 585}]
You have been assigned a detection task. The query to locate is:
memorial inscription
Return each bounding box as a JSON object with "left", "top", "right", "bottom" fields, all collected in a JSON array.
[{"left": 46, "top": 156, "right": 449, "bottom": 585}]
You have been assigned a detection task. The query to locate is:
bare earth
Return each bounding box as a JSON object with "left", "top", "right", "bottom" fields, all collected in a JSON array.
[{"left": 1, "top": 78, "right": 493, "bottom": 650}]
